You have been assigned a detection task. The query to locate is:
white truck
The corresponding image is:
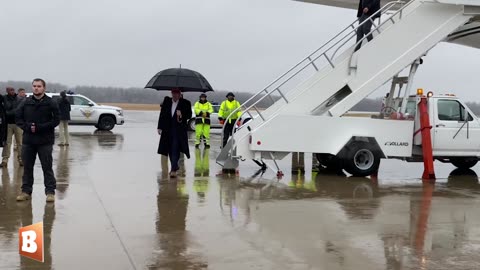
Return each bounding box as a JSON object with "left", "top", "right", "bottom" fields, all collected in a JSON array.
[
  {"left": 27, "top": 93, "right": 125, "bottom": 131},
  {"left": 313, "top": 90, "right": 480, "bottom": 177}
]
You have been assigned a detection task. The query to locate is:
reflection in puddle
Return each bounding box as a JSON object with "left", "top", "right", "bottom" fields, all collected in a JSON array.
[
  {"left": 149, "top": 175, "right": 207, "bottom": 269},
  {"left": 215, "top": 169, "right": 480, "bottom": 269}
]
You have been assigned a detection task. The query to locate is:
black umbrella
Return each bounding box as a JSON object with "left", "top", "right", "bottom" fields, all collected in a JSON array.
[{"left": 145, "top": 67, "right": 214, "bottom": 92}]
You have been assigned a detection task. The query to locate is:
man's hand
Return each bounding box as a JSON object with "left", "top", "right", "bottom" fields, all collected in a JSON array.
[
  {"left": 31, "top": 123, "right": 36, "bottom": 133},
  {"left": 363, "top": 7, "right": 369, "bottom": 13},
  {"left": 157, "top": 129, "right": 162, "bottom": 135},
  {"left": 176, "top": 110, "right": 183, "bottom": 123}
]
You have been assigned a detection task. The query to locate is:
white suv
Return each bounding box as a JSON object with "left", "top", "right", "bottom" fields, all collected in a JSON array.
[{"left": 26, "top": 93, "right": 125, "bottom": 131}]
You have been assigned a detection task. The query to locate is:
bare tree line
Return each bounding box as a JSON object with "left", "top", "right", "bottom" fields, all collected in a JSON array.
[
  {"left": 0, "top": 81, "right": 277, "bottom": 108},
  {"left": 2, "top": 81, "right": 480, "bottom": 115}
]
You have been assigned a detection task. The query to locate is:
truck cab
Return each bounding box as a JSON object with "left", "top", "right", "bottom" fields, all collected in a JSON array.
[{"left": 389, "top": 92, "right": 480, "bottom": 169}]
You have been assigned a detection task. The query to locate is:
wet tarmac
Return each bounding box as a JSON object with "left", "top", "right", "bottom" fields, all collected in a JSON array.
[{"left": 2, "top": 111, "right": 480, "bottom": 269}]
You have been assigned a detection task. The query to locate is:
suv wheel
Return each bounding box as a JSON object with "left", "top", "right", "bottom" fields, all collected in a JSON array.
[
  {"left": 188, "top": 119, "right": 196, "bottom": 132},
  {"left": 98, "top": 115, "right": 116, "bottom": 131}
]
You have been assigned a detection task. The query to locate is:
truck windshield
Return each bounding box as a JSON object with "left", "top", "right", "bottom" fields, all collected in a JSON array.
[
  {"left": 437, "top": 99, "right": 473, "bottom": 121},
  {"left": 405, "top": 100, "right": 416, "bottom": 116}
]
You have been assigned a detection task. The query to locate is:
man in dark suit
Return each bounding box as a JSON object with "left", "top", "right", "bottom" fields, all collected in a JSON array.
[
  {"left": 355, "top": 0, "right": 381, "bottom": 51},
  {"left": 15, "top": 78, "right": 60, "bottom": 203},
  {"left": 157, "top": 88, "right": 192, "bottom": 178}
]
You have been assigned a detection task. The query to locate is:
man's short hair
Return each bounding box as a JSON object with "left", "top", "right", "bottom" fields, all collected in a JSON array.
[
  {"left": 32, "top": 78, "right": 46, "bottom": 88},
  {"left": 18, "top": 88, "right": 25, "bottom": 92}
]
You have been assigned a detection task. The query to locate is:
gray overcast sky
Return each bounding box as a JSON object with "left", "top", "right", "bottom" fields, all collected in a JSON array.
[{"left": 0, "top": 0, "right": 479, "bottom": 100}]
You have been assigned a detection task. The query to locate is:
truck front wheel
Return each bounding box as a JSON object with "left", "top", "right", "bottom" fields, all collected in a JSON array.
[
  {"left": 450, "top": 158, "right": 478, "bottom": 169},
  {"left": 343, "top": 142, "right": 380, "bottom": 177},
  {"left": 316, "top": 153, "right": 344, "bottom": 173}
]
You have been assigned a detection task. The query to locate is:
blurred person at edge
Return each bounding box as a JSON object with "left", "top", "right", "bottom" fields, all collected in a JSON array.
[
  {"left": 2, "top": 86, "right": 23, "bottom": 167},
  {"left": 57, "top": 91, "right": 71, "bottom": 146}
]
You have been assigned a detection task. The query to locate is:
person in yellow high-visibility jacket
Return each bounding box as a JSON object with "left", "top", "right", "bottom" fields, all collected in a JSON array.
[
  {"left": 218, "top": 92, "right": 242, "bottom": 147},
  {"left": 194, "top": 93, "right": 214, "bottom": 148}
]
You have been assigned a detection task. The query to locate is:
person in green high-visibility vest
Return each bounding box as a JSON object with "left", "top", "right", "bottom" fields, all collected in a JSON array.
[
  {"left": 194, "top": 93, "right": 214, "bottom": 148},
  {"left": 218, "top": 92, "right": 242, "bottom": 147}
]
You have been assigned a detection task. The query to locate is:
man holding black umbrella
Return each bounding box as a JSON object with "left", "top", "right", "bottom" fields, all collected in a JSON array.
[
  {"left": 157, "top": 88, "right": 192, "bottom": 178},
  {"left": 145, "top": 67, "right": 212, "bottom": 176}
]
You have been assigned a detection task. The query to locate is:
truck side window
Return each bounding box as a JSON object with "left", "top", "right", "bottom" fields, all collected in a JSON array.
[{"left": 438, "top": 100, "right": 473, "bottom": 121}]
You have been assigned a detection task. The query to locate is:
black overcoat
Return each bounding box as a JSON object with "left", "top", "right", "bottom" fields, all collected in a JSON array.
[
  {"left": 157, "top": 97, "right": 192, "bottom": 158},
  {"left": 357, "top": 0, "right": 381, "bottom": 19}
]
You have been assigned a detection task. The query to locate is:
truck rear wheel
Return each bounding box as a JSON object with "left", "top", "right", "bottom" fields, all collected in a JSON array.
[
  {"left": 450, "top": 158, "right": 478, "bottom": 169},
  {"left": 343, "top": 142, "right": 380, "bottom": 177}
]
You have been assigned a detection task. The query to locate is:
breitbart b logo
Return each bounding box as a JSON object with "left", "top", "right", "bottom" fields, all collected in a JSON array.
[{"left": 19, "top": 222, "right": 44, "bottom": 262}]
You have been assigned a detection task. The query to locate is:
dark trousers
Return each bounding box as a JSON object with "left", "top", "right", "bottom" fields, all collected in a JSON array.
[
  {"left": 22, "top": 144, "right": 56, "bottom": 195},
  {"left": 355, "top": 14, "right": 374, "bottom": 51},
  {"left": 222, "top": 120, "right": 237, "bottom": 147},
  {"left": 169, "top": 125, "right": 181, "bottom": 172}
]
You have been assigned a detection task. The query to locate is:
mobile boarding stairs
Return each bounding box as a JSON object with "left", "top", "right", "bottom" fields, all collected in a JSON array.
[{"left": 216, "top": 0, "right": 480, "bottom": 176}]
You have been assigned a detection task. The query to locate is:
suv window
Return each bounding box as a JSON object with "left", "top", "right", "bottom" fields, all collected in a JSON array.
[
  {"left": 438, "top": 99, "right": 473, "bottom": 121},
  {"left": 73, "top": 96, "right": 91, "bottom": 106}
]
